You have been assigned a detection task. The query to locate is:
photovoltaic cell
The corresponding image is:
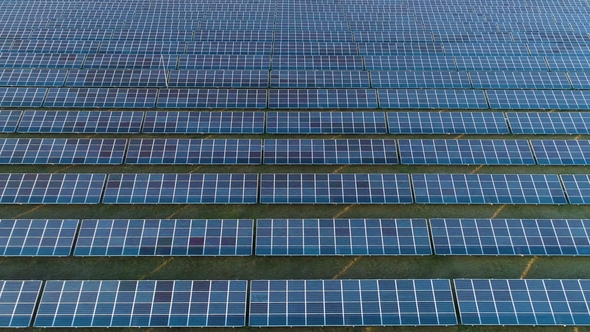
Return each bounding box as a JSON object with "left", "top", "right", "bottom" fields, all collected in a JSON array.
[
  {"left": 142, "top": 111, "right": 264, "bottom": 134},
  {"left": 470, "top": 72, "right": 572, "bottom": 89},
  {"left": 430, "top": 219, "right": 590, "bottom": 256},
  {"left": 455, "top": 56, "right": 549, "bottom": 71},
  {"left": 43, "top": 88, "right": 157, "bottom": 108},
  {"left": 487, "top": 90, "right": 590, "bottom": 110},
  {"left": 102, "top": 173, "right": 259, "bottom": 204},
  {"left": 0, "top": 53, "right": 84, "bottom": 69},
  {"left": 0, "top": 110, "right": 21, "bottom": 133},
  {"left": 0, "top": 87, "right": 46, "bottom": 107},
  {"left": 560, "top": 174, "right": 590, "bottom": 204},
  {"left": 271, "top": 55, "right": 364, "bottom": 70},
  {"left": 125, "top": 139, "right": 262, "bottom": 165},
  {"left": 249, "top": 279, "right": 457, "bottom": 326},
  {"left": 0, "top": 219, "right": 78, "bottom": 256},
  {"left": 363, "top": 56, "right": 457, "bottom": 71},
  {"left": 177, "top": 54, "right": 271, "bottom": 70},
  {"left": 255, "top": 219, "right": 431, "bottom": 255},
  {"left": 0, "top": 68, "right": 67, "bottom": 87},
  {"left": 0, "top": 280, "right": 42, "bottom": 328},
  {"left": 35, "top": 280, "right": 248, "bottom": 327},
  {"left": 168, "top": 70, "right": 269, "bottom": 88},
  {"left": 0, "top": 173, "right": 106, "bottom": 204},
  {"left": 157, "top": 89, "right": 266, "bottom": 108},
  {"left": 74, "top": 219, "right": 254, "bottom": 256},
  {"left": 259, "top": 173, "right": 413, "bottom": 204},
  {"left": 507, "top": 112, "right": 590, "bottom": 135},
  {"left": 65, "top": 69, "right": 168, "bottom": 87},
  {"left": 370, "top": 71, "right": 471, "bottom": 89},
  {"left": 411, "top": 173, "right": 567, "bottom": 204},
  {"left": 389, "top": 112, "right": 509, "bottom": 134},
  {"left": 266, "top": 112, "right": 387, "bottom": 134},
  {"left": 268, "top": 89, "right": 377, "bottom": 108},
  {"left": 82, "top": 54, "right": 178, "bottom": 70},
  {"left": 18, "top": 111, "right": 144, "bottom": 133},
  {"left": 531, "top": 140, "right": 590, "bottom": 165},
  {"left": 378, "top": 89, "right": 488, "bottom": 109}
]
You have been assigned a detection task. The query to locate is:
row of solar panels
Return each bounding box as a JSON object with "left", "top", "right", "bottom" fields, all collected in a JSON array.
[
  {"left": 3, "top": 278, "right": 590, "bottom": 327},
  {"left": 1, "top": 218, "right": 589, "bottom": 257},
  {"left": 4, "top": 69, "right": 590, "bottom": 90},
  {"left": 3, "top": 110, "right": 590, "bottom": 135},
  {"left": 2, "top": 138, "right": 590, "bottom": 166},
  {"left": 4, "top": 87, "right": 590, "bottom": 109},
  {"left": 0, "top": 172, "right": 589, "bottom": 205}
]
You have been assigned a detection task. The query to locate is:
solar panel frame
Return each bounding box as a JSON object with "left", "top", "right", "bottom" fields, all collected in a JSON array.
[
  {"left": 28, "top": 29, "right": 113, "bottom": 41},
  {"left": 0, "top": 280, "right": 42, "bottom": 328},
  {"left": 112, "top": 29, "right": 193, "bottom": 41},
  {"left": 157, "top": 89, "right": 267, "bottom": 108},
  {"left": 266, "top": 111, "right": 388, "bottom": 134},
  {"left": 43, "top": 88, "right": 158, "bottom": 108},
  {"left": 0, "top": 110, "right": 21, "bottom": 133},
  {"left": 193, "top": 31, "right": 273, "bottom": 42},
  {"left": 0, "top": 219, "right": 78, "bottom": 256},
  {"left": 142, "top": 111, "right": 264, "bottom": 134},
  {"left": 9, "top": 40, "right": 101, "bottom": 53},
  {"left": 17, "top": 110, "right": 144, "bottom": 134},
  {"left": 98, "top": 41, "right": 187, "bottom": 54},
  {"left": 268, "top": 89, "right": 377, "bottom": 109},
  {"left": 567, "top": 72, "right": 590, "bottom": 89},
  {"left": 546, "top": 56, "right": 590, "bottom": 72},
  {"left": 378, "top": 89, "right": 489, "bottom": 109},
  {"left": 507, "top": 112, "right": 590, "bottom": 134},
  {"left": 359, "top": 43, "right": 444, "bottom": 56},
  {"left": 273, "top": 31, "right": 353, "bottom": 42},
  {"left": 273, "top": 42, "right": 359, "bottom": 55}
]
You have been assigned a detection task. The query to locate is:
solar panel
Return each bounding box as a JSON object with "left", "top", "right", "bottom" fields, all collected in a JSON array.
[
  {"left": 249, "top": 279, "right": 457, "bottom": 326},
  {"left": 0, "top": 68, "right": 67, "bottom": 87},
  {"left": 10, "top": 40, "right": 101, "bottom": 53},
  {"left": 359, "top": 43, "right": 444, "bottom": 56},
  {"left": 65, "top": 69, "right": 168, "bottom": 87},
  {"left": 442, "top": 43, "right": 529, "bottom": 56},
  {"left": 194, "top": 31, "right": 273, "bottom": 42},
  {"left": 567, "top": 72, "right": 590, "bottom": 89},
  {"left": 28, "top": 29, "right": 113, "bottom": 41},
  {"left": 0, "top": 138, "right": 126, "bottom": 164},
  {"left": 398, "top": 139, "right": 535, "bottom": 165},
  {"left": 560, "top": 174, "right": 590, "bottom": 204},
  {"left": 273, "top": 31, "right": 353, "bottom": 42},
  {"left": 74, "top": 219, "right": 253, "bottom": 256},
  {"left": 125, "top": 139, "right": 262, "bottom": 164},
  {"left": 545, "top": 56, "right": 590, "bottom": 72},
  {"left": 142, "top": 111, "right": 264, "bottom": 134},
  {"left": 157, "top": 89, "right": 266, "bottom": 108},
  {"left": 0, "top": 87, "right": 46, "bottom": 107},
  {"left": 487, "top": 90, "right": 590, "bottom": 110},
  {"left": 112, "top": 30, "right": 193, "bottom": 41},
  {"left": 271, "top": 55, "right": 364, "bottom": 70},
  {"left": 178, "top": 54, "right": 270, "bottom": 70},
  {"left": 35, "top": 280, "right": 248, "bottom": 327},
  {"left": 18, "top": 111, "right": 144, "bottom": 133},
  {"left": 270, "top": 71, "right": 370, "bottom": 88},
  {"left": 454, "top": 279, "right": 590, "bottom": 325},
  {"left": 102, "top": 173, "right": 259, "bottom": 204},
  {"left": 199, "top": 21, "right": 275, "bottom": 31},
  {"left": 507, "top": 112, "right": 590, "bottom": 135},
  {"left": 0, "top": 280, "right": 42, "bottom": 328},
  {"left": 354, "top": 31, "right": 433, "bottom": 42},
  {"left": 0, "top": 219, "right": 78, "bottom": 256},
  {"left": 259, "top": 173, "right": 413, "bottom": 204},
  {"left": 512, "top": 32, "right": 590, "bottom": 43},
  {"left": 378, "top": 90, "right": 488, "bottom": 109},
  {"left": 43, "top": 88, "right": 157, "bottom": 108},
  {"left": 370, "top": 71, "right": 471, "bottom": 89},
  {"left": 187, "top": 42, "right": 271, "bottom": 55},
  {"left": 528, "top": 43, "right": 590, "bottom": 56},
  {"left": 266, "top": 112, "right": 387, "bottom": 134},
  {"left": 255, "top": 219, "right": 431, "bottom": 255},
  {"left": 268, "top": 89, "right": 377, "bottom": 108},
  {"left": 99, "top": 41, "right": 186, "bottom": 54},
  {"left": 273, "top": 42, "right": 358, "bottom": 55},
  {"left": 0, "top": 53, "right": 84, "bottom": 69},
  {"left": 263, "top": 139, "right": 398, "bottom": 164},
  {"left": 0, "top": 110, "right": 21, "bottom": 133},
  {"left": 83, "top": 54, "right": 178, "bottom": 70},
  {"left": 430, "top": 219, "right": 590, "bottom": 256},
  {"left": 531, "top": 140, "right": 590, "bottom": 165},
  {"left": 363, "top": 56, "right": 456, "bottom": 71},
  {"left": 167, "top": 70, "right": 269, "bottom": 88},
  {"left": 454, "top": 56, "right": 549, "bottom": 71},
  {"left": 274, "top": 22, "right": 349, "bottom": 31},
  {"left": 432, "top": 32, "right": 513, "bottom": 42},
  {"left": 411, "top": 173, "right": 568, "bottom": 204},
  {"left": 0, "top": 173, "right": 106, "bottom": 204},
  {"left": 470, "top": 72, "right": 572, "bottom": 89}
]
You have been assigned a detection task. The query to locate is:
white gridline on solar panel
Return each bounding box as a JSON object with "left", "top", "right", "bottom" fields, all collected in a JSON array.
[
  {"left": 454, "top": 56, "right": 549, "bottom": 71},
  {"left": 45, "top": 88, "right": 157, "bottom": 107},
  {"left": 441, "top": 44, "right": 530, "bottom": 55},
  {"left": 531, "top": 140, "right": 590, "bottom": 165},
  {"left": 379, "top": 89, "right": 488, "bottom": 108},
  {"left": 269, "top": 89, "right": 376, "bottom": 108},
  {"left": 0, "top": 69, "right": 67, "bottom": 86},
  {"left": 363, "top": 56, "right": 457, "bottom": 70},
  {"left": 168, "top": 70, "right": 268, "bottom": 87},
  {"left": 158, "top": 89, "right": 266, "bottom": 108},
  {"left": 432, "top": 32, "right": 513, "bottom": 42},
  {"left": 528, "top": 44, "right": 590, "bottom": 56},
  {"left": 11, "top": 40, "right": 101, "bottom": 53},
  {"left": 271, "top": 56, "right": 364, "bottom": 70},
  {"left": 567, "top": 72, "right": 590, "bottom": 89},
  {"left": 370, "top": 71, "right": 470, "bottom": 88},
  {"left": 187, "top": 42, "right": 271, "bottom": 54},
  {"left": 561, "top": 174, "right": 590, "bottom": 204},
  {"left": 0, "top": 280, "right": 41, "bottom": 327},
  {"left": 0, "top": 219, "right": 77, "bottom": 256},
  {"left": 488, "top": 90, "right": 590, "bottom": 109},
  {"left": 0, "top": 54, "right": 85, "bottom": 69},
  {"left": 270, "top": 71, "right": 369, "bottom": 88},
  {"left": 0, "top": 110, "right": 21, "bottom": 132},
  {"left": 0, "top": 88, "right": 46, "bottom": 106},
  {"left": 193, "top": 31, "right": 273, "bottom": 42},
  {"left": 65, "top": 70, "right": 167, "bottom": 87},
  {"left": 27, "top": 29, "right": 113, "bottom": 40},
  {"left": 267, "top": 112, "right": 386, "bottom": 133},
  {"left": 112, "top": 30, "right": 193, "bottom": 41},
  {"left": 99, "top": 41, "right": 187, "bottom": 53},
  {"left": 178, "top": 55, "right": 270, "bottom": 70},
  {"left": 273, "top": 32, "right": 353, "bottom": 42},
  {"left": 353, "top": 31, "right": 434, "bottom": 42},
  {"left": 506, "top": 112, "right": 590, "bottom": 134},
  {"left": 83, "top": 55, "right": 177, "bottom": 69},
  {"left": 359, "top": 43, "right": 444, "bottom": 55},
  {"left": 272, "top": 42, "right": 359, "bottom": 55},
  {"left": 19, "top": 111, "right": 144, "bottom": 133},
  {"left": 469, "top": 72, "right": 572, "bottom": 89}
]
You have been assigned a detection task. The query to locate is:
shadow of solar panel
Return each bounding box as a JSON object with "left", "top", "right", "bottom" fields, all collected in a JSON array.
[
  {"left": 259, "top": 173, "right": 413, "bottom": 204},
  {"left": 359, "top": 43, "right": 444, "bottom": 56},
  {"left": 531, "top": 140, "right": 590, "bottom": 165},
  {"left": 398, "top": 139, "right": 535, "bottom": 165},
  {"left": 266, "top": 112, "right": 387, "bottom": 134},
  {"left": 178, "top": 54, "right": 270, "bottom": 70},
  {"left": 10, "top": 40, "right": 101, "bottom": 53},
  {"left": 370, "top": 71, "right": 471, "bottom": 88},
  {"left": 545, "top": 56, "right": 590, "bottom": 71},
  {"left": 74, "top": 219, "right": 253, "bottom": 256},
  {"left": 125, "top": 139, "right": 262, "bottom": 164},
  {"left": 255, "top": 219, "right": 431, "bottom": 255},
  {"left": 83, "top": 54, "right": 178, "bottom": 69},
  {"left": 157, "top": 89, "right": 266, "bottom": 108},
  {"left": 65, "top": 69, "right": 168, "bottom": 87},
  {"left": 455, "top": 56, "right": 549, "bottom": 71},
  {"left": 0, "top": 173, "right": 106, "bottom": 204},
  {"left": 268, "top": 89, "right": 377, "bottom": 108},
  {"left": 18, "top": 111, "right": 144, "bottom": 133},
  {"left": 0, "top": 87, "right": 46, "bottom": 107},
  {"left": 274, "top": 31, "right": 353, "bottom": 42},
  {"left": 28, "top": 29, "right": 113, "bottom": 41},
  {"left": 99, "top": 41, "right": 187, "bottom": 54},
  {"left": 431, "top": 219, "right": 590, "bottom": 256},
  {"left": 194, "top": 31, "right": 273, "bottom": 42},
  {"left": 487, "top": 90, "right": 590, "bottom": 110},
  {"left": 263, "top": 139, "right": 397, "bottom": 164},
  {"left": 0, "top": 110, "right": 21, "bottom": 133},
  {"left": 271, "top": 55, "right": 364, "bottom": 70},
  {"left": 470, "top": 72, "right": 572, "bottom": 89},
  {"left": 168, "top": 70, "right": 269, "bottom": 88},
  {"left": 412, "top": 173, "right": 568, "bottom": 204},
  {"left": 273, "top": 42, "right": 358, "bottom": 55},
  {"left": 561, "top": 174, "right": 590, "bottom": 204},
  {"left": 249, "top": 279, "right": 457, "bottom": 326},
  {"left": 0, "top": 68, "right": 67, "bottom": 87},
  {"left": 363, "top": 56, "right": 456, "bottom": 71},
  {"left": 442, "top": 43, "right": 529, "bottom": 56},
  {"left": 35, "top": 280, "right": 248, "bottom": 327},
  {"left": 0, "top": 280, "right": 42, "bottom": 327},
  {"left": 187, "top": 42, "right": 271, "bottom": 55},
  {"left": 102, "top": 173, "right": 259, "bottom": 204},
  {"left": 507, "top": 112, "right": 590, "bottom": 134},
  {"left": 112, "top": 30, "right": 193, "bottom": 41},
  {"left": 378, "top": 90, "right": 488, "bottom": 109},
  {"left": 355, "top": 31, "right": 433, "bottom": 42},
  {"left": 43, "top": 88, "right": 157, "bottom": 108},
  {"left": 270, "top": 71, "right": 369, "bottom": 88},
  {"left": 455, "top": 279, "right": 590, "bottom": 325},
  {"left": 142, "top": 111, "right": 264, "bottom": 134},
  {"left": 0, "top": 219, "right": 78, "bottom": 256}
]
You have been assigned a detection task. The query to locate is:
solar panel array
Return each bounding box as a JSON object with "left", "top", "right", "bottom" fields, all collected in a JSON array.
[
  {"left": 0, "top": 280, "right": 42, "bottom": 328},
  {"left": 0, "top": 219, "right": 78, "bottom": 256}
]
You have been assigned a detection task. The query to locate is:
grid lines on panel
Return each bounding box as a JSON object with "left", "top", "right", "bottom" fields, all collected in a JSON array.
[
  {"left": 178, "top": 55, "right": 271, "bottom": 70},
  {"left": 0, "top": 87, "right": 47, "bottom": 107},
  {"left": 142, "top": 111, "right": 264, "bottom": 134},
  {"left": 266, "top": 112, "right": 387, "bottom": 134},
  {"left": 378, "top": 89, "right": 488, "bottom": 109},
  {"left": 560, "top": 174, "right": 590, "bottom": 204},
  {"left": 486, "top": 90, "right": 590, "bottom": 110},
  {"left": 470, "top": 72, "right": 572, "bottom": 89},
  {"left": 0, "top": 53, "right": 84, "bottom": 69},
  {"left": 65, "top": 69, "right": 168, "bottom": 87},
  {"left": 167, "top": 70, "right": 269, "bottom": 88},
  {"left": 82, "top": 54, "right": 178, "bottom": 70},
  {"left": 370, "top": 71, "right": 471, "bottom": 89},
  {"left": 0, "top": 219, "right": 78, "bottom": 256},
  {"left": 268, "top": 89, "right": 377, "bottom": 109},
  {"left": 387, "top": 112, "right": 509, "bottom": 134},
  {"left": 157, "top": 89, "right": 266, "bottom": 108},
  {"left": 454, "top": 56, "right": 549, "bottom": 71},
  {"left": 187, "top": 42, "right": 271, "bottom": 55},
  {"left": 531, "top": 140, "right": 590, "bottom": 165},
  {"left": 270, "top": 71, "right": 370, "bottom": 88},
  {"left": 507, "top": 112, "right": 590, "bottom": 135},
  {"left": 17, "top": 111, "right": 144, "bottom": 133},
  {"left": 363, "top": 56, "right": 456, "bottom": 71},
  {"left": 0, "top": 280, "right": 42, "bottom": 328},
  {"left": 43, "top": 88, "right": 157, "bottom": 108},
  {"left": 98, "top": 41, "right": 186, "bottom": 54},
  {"left": 0, "top": 110, "right": 21, "bottom": 133},
  {"left": 271, "top": 55, "right": 364, "bottom": 70},
  {"left": 0, "top": 69, "right": 67, "bottom": 87}
]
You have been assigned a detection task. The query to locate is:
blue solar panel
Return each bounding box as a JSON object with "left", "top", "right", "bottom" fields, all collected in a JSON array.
[
  {"left": 142, "top": 111, "right": 264, "bottom": 134},
  {"left": 545, "top": 56, "right": 590, "bottom": 72},
  {"left": 28, "top": 29, "right": 113, "bottom": 41},
  {"left": 187, "top": 42, "right": 271, "bottom": 55},
  {"left": 125, "top": 139, "right": 262, "bottom": 164},
  {"left": 274, "top": 22, "right": 349, "bottom": 31},
  {"left": 0, "top": 87, "right": 46, "bottom": 107},
  {"left": 431, "top": 219, "right": 590, "bottom": 256},
  {"left": 102, "top": 173, "right": 259, "bottom": 204},
  {"left": 274, "top": 31, "right": 353, "bottom": 42},
  {"left": 249, "top": 279, "right": 457, "bottom": 326},
  {"left": 378, "top": 90, "right": 488, "bottom": 109},
  {"left": 18, "top": 111, "right": 144, "bottom": 133},
  {"left": 266, "top": 112, "right": 387, "bottom": 134},
  {"left": 268, "top": 89, "right": 377, "bottom": 108},
  {"left": 0, "top": 280, "right": 42, "bottom": 328},
  {"left": 412, "top": 173, "right": 568, "bottom": 204},
  {"left": 370, "top": 71, "right": 471, "bottom": 89},
  {"left": 531, "top": 140, "right": 590, "bottom": 165},
  {"left": 512, "top": 32, "right": 590, "bottom": 43},
  {"left": 194, "top": 31, "right": 273, "bottom": 42},
  {"left": 83, "top": 54, "right": 178, "bottom": 70},
  {"left": 0, "top": 53, "right": 84, "bottom": 69},
  {"left": 528, "top": 43, "right": 590, "bottom": 56},
  {"left": 255, "top": 219, "right": 431, "bottom": 255},
  {"left": 443, "top": 43, "right": 529, "bottom": 56},
  {"left": 398, "top": 139, "right": 535, "bottom": 165},
  {"left": 354, "top": 31, "right": 433, "bottom": 42},
  {"left": 454, "top": 56, "right": 549, "bottom": 71},
  {"left": 487, "top": 90, "right": 590, "bottom": 110},
  {"left": 0, "top": 219, "right": 78, "bottom": 256},
  {"left": 99, "top": 41, "right": 186, "bottom": 54},
  {"left": 200, "top": 21, "right": 275, "bottom": 31},
  {"left": 74, "top": 219, "right": 253, "bottom": 256},
  {"left": 359, "top": 43, "right": 444, "bottom": 56},
  {"left": 507, "top": 112, "right": 590, "bottom": 135},
  {"left": 455, "top": 279, "right": 590, "bottom": 325},
  {"left": 157, "top": 89, "right": 266, "bottom": 108},
  {"left": 112, "top": 30, "right": 193, "bottom": 41},
  {"left": 65, "top": 69, "right": 168, "bottom": 87},
  {"left": 567, "top": 72, "right": 590, "bottom": 89},
  {"left": 270, "top": 71, "right": 369, "bottom": 88},
  {"left": 263, "top": 139, "right": 397, "bottom": 164},
  {"left": 43, "top": 88, "right": 157, "bottom": 108},
  {"left": 271, "top": 55, "right": 364, "bottom": 70},
  {"left": 0, "top": 173, "right": 106, "bottom": 204},
  {"left": 259, "top": 173, "right": 413, "bottom": 204},
  {"left": 560, "top": 174, "right": 590, "bottom": 204},
  {"left": 178, "top": 54, "right": 270, "bottom": 70},
  {"left": 0, "top": 110, "right": 21, "bottom": 133},
  {"left": 0, "top": 138, "right": 126, "bottom": 164},
  {"left": 0, "top": 68, "right": 67, "bottom": 87},
  {"left": 273, "top": 42, "right": 358, "bottom": 55},
  {"left": 432, "top": 32, "right": 513, "bottom": 42},
  {"left": 470, "top": 72, "right": 572, "bottom": 89},
  {"left": 168, "top": 70, "right": 269, "bottom": 88},
  {"left": 35, "top": 280, "right": 248, "bottom": 327},
  {"left": 10, "top": 40, "right": 101, "bottom": 53}
]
